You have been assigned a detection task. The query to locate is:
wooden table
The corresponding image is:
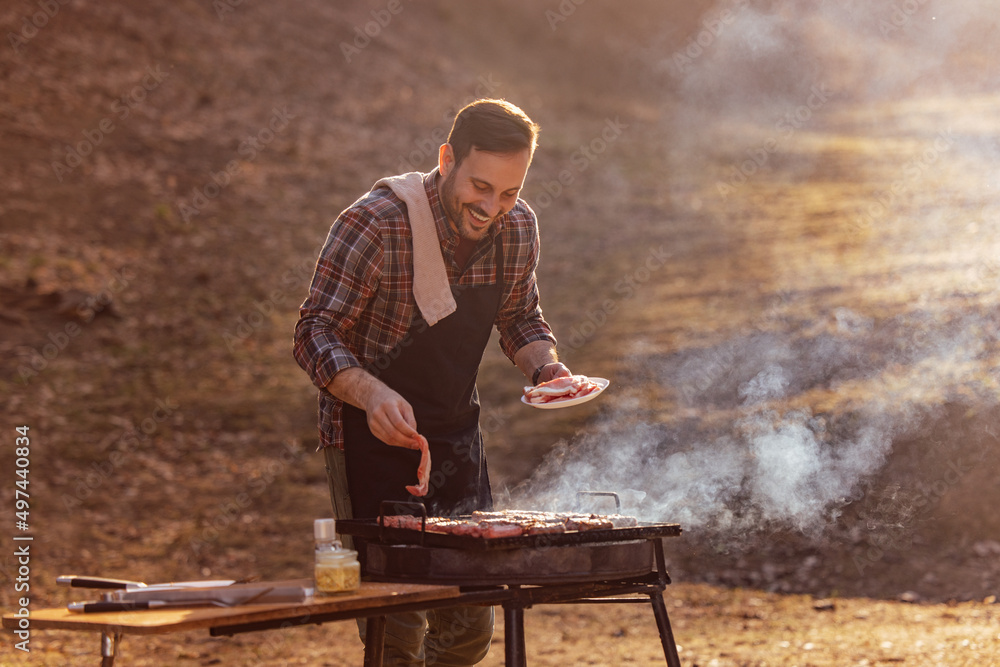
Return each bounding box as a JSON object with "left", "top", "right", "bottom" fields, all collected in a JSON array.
[
  {"left": 6, "top": 569, "right": 683, "bottom": 666},
  {"left": 2, "top": 580, "right": 462, "bottom": 666}
]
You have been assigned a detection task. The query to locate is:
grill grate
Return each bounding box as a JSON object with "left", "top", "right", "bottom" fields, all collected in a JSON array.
[{"left": 336, "top": 518, "right": 682, "bottom": 551}]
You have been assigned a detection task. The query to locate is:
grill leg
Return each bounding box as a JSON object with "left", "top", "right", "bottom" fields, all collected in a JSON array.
[
  {"left": 503, "top": 602, "right": 527, "bottom": 667},
  {"left": 363, "top": 615, "right": 386, "bottom": 666},
  {"left": 650, "top": 592, "right": 681, "bottom": 667}
]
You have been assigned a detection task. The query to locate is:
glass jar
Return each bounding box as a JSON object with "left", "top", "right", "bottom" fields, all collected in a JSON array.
[
  {"left": 314, "top": 518, "right": 360, "bottom": 595},
  {"left": 315, "top": 548, "right": 361, "bottom": 594}
]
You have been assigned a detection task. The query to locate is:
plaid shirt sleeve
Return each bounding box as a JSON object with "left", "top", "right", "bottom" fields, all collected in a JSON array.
[
  {"left": 293, "top": 205, "right": 384, "bottom": 391},
  {"left": 495, "top": 201, "right": 557, "bottom": 360}
]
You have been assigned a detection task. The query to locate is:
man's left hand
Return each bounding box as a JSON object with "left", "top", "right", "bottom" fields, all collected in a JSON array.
[{"left": 535, "top": 362, "right": 571, "bottom": 385}]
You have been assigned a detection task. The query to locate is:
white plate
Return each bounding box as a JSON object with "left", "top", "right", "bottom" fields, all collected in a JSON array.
[{"left": 521, "top": 377, "right": 610, "bottom": 410}]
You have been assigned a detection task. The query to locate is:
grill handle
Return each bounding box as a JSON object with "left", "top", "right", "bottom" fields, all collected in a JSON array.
[
  {"left": 576, "top": 491, "right": 621, "bottom": 513},
  {"left": 378, "top": 500, "right": 428, "bottom": 547}
]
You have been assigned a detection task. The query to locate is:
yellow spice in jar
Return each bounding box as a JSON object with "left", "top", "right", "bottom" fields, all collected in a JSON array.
[{"left": 315, "top": 559, "right": 360, "bottom": 594}]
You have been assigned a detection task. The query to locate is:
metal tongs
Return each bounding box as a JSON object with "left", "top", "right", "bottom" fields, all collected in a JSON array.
[
  {"left": 58, "top": 574, "right": 238, "bottom": 591},
  {"left": 59, "top": 575, "right": 312, "bottom": 613}
]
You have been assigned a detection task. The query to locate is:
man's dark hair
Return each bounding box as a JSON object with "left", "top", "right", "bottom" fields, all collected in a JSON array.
[{"left": 447, "top": 98, "right": 540, "bottom": 165}]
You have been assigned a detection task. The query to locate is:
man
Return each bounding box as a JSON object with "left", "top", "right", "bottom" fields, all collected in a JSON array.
[{"left": 293, "top": 98, "right": 571, "bottom": 665}]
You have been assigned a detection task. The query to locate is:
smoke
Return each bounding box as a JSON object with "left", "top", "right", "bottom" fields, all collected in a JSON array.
[
  {"left": 670, "top": 0, "right": 994, "bottom": 113},
  {"left": 505, "top": 1, "right": 999, "bottom": 543},
  {"left": 663, "top": 0, "right": 999, "bottom": 193},
  {"left": 507, "top": 307, "right": 995, "bottom": 537}
]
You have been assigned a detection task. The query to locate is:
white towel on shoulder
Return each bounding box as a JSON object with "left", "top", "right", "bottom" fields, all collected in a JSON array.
[{"left": 371, "top": 170, "right": 457, "bottom": 326}]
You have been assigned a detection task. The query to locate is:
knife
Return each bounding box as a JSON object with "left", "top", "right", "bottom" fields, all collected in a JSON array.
[{"left": 67, "top": 600, "right": 174, "bottom": 613}]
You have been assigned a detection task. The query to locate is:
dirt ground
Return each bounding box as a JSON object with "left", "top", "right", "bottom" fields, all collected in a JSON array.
[
  {"left": 2, "top": 1, "right": 999, "bottom": 665},
  {"left": 6, "top": 585, "right": 999, "bottom": 666}
]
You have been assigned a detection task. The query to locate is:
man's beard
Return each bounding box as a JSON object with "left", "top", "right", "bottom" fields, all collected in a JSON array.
[{"left": 440, "top": 170, "right": 494, "bottom": 242}]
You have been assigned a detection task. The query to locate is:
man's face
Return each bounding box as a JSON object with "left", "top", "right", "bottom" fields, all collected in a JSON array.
[{"left": 437, "top": 146, "right": 531, "bottom": 242}]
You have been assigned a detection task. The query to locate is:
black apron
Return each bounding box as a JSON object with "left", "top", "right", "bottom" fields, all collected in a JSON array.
[{"left": 342, "top": 240, "right": 504, "bottom": 520}]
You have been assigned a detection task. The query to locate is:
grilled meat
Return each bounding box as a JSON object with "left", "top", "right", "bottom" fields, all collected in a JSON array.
[{"left": 379, "top": 510, "right": 638, "bottom": 538}]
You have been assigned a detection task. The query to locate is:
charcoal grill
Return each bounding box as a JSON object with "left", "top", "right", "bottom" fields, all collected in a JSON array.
[{"left": 337, "top": 496, "right": 684, "bottom": 666}]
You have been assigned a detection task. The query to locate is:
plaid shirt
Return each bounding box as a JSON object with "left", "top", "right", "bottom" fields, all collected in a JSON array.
[{"left": 294, "top": 171, "right": 556, "bottom": 450}]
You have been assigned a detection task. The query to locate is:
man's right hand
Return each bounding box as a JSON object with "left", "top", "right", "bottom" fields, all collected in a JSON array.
[
  {"left": 363, "top": 382, "right": 422, "bottom": 450},
  {"left": 326, "top": 367, "right": 422, "bottom": 450}
]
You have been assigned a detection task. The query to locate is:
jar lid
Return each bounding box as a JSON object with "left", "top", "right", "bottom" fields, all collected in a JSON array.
[
  {"left": 314, "top": 518, "right": 337, "bottom": 540},
  {"left": 316, "top": 548, "right": 358, "bottom": 561}
]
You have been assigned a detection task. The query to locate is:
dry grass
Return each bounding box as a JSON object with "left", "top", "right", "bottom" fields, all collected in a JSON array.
[{"left": 3, "top": 1, "right": 1000, "bottom": 664}]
